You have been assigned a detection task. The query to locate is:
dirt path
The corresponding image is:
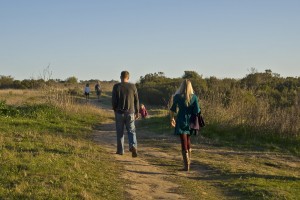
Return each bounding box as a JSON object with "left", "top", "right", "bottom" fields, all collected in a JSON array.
[
  {"left": 93, "top": 122, "right": 186, "bottom": 200},
  {"left": 92, "top": 120, "right": 231, "bottom": 199},
  {"left": 91, "top": 98, "right": 188, "bottom": 199}
]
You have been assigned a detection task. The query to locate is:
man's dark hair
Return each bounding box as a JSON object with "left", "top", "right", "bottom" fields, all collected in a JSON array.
[{"left": 121, "top": 71, "right": 130, "bottom": 79}]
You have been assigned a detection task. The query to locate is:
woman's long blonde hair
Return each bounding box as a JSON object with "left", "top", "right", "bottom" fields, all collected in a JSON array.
[{"left": 175, "top": 79, "right": 194, "bottom": 106}]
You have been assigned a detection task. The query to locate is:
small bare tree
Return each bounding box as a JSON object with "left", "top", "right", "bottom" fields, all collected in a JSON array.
[{"left": 39, "top": 64, "right": 53, "bottom": 81}]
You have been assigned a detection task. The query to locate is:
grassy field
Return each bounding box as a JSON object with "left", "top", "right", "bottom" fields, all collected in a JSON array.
[
  {"left": 138, "top": 112, "right": 300, "bottom": 200},
  {"left": 0, "top": 89, "right": 124, "bottom": 199},
  {"left": 1, "top": 88, "right": 299, "bottom": 199}
]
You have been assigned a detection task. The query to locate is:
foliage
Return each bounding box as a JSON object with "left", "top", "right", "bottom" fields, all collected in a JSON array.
[
  {"left": 0, "top": 76, "right": 47, "bottom": 89},
  {"left": 0, "top": 76, "right": 14, "bottom": 88},
  {"left": 137, "top": 72, "right": 181, "bottom": 106},
  {"left": 65, "top": 76, "right": 78, "bottom": 84},
  {"left": 182, "top": 70, "right": 203, "bottom": 79},
  {"left": 137, "top": 70, "right": 300, "bottom": 138}
]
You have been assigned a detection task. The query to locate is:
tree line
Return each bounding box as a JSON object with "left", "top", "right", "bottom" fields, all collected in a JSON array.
[
  {"left": 0, "top": 75, "right": 117, "bottom": 90},
  {"left": 0, "top": 75, "right": 79, "bottom": 89}
]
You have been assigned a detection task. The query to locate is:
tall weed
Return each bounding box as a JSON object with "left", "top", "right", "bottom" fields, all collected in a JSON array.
[{"left": 201, "top": 90, "right": 300, "bottom": 138}]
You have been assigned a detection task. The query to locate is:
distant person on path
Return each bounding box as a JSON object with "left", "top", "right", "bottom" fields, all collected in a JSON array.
[
  {"left": 95, "top": 81, "right": 102, "bottom": 101},
  {"left": 84, "top": 83, "right": 90, "bottom": 101},
  {"left": 139, "top": 104, "right": 148, "bottom": 119},
  {"left": 112, "top": 71, "right": 139, "bottom": 157},
  {"left": 170, "top": 79, "right": 201, "bottom": 171}
]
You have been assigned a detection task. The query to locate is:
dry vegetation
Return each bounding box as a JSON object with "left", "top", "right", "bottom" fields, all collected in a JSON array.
[
  {"left": 202, "top": 91, "right": 300, "bottom": 137},
  {"left": 0, "top": 89, "right": 112, "bottom": 122},
  {"left": 0, "top": 89, "right": 45, "bottom": 105}
]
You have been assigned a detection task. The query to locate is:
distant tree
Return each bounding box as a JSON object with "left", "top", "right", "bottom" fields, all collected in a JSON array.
[
  {"left": 182, "top": 71, "right": 202, "bottom": 79},
  {"left": 0, "top": 75, "right": 14, "bottom": 88},
  {"left": 35, "top": 79, "right": 46, "bottom": 88},
  {"left": 241, "top": 73, "right": 261, "bottom": 89},
  {"left": 21, "top": 79, "right": 35, "bottom": 89},
  {"left": 39, "top": 64, "right": 53, "bottom": 81},
  {"left": 66, "top": 76, "right": 78, "bottom": 84},
  {"left": 139, "top": 72, "right": 167, "bottom": 84},
  {"left": 13, "top": 80, "right": 23, "bottom": 89},
  {"left": 265, "top": 69, "right": 272, "bottom": 74}
]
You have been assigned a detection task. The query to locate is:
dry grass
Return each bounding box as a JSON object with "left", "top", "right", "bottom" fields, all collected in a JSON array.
[
  {"left": 0, "top": 89, "right": 45, "bottom": 105},
  {"left": 201, "top": 93, "right": 300, "bottom": 137},
  {"left": 0, "top": 88, "right": 114, "bottom": 122},
  {"left": 44, "top": 86, "right": 113, "bottom": 120}
]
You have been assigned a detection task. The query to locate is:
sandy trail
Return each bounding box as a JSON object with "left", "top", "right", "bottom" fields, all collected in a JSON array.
[{"left": 93, "top": 122, "right": 186, "bottom": 200}]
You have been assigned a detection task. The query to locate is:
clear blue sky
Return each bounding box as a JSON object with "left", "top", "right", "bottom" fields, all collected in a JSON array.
[{"left": 1, "top": 0, "right": 299, "bottom": 82}]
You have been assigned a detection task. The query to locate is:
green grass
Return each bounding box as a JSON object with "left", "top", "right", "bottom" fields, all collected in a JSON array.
[
  {"left": 138, "top": 110, "right": 300, "bottom": 200},
  {"left": 0, "top": 101, "right": 124, "bottom": 199},
  {"left": 139, "top": 113, "right": 171, "bottom": 134}
]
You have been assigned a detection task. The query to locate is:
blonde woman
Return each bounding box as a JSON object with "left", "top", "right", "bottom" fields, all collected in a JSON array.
[{"left": 170, "top": 79, "right": 201, "bottom": 171}]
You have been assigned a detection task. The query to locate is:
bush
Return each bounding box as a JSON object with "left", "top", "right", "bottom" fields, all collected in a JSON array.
[{"left": 0, "top": 101, "right": 20, "bottom": 117}]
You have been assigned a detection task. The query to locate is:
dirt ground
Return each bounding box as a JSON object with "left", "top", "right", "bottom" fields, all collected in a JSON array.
[{"left": 93, "top": 122, "right": 187, "bottom": 200}]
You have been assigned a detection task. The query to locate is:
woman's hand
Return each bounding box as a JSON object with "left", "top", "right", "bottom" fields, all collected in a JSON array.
[{"left": 170, "top": 118, "right": 176, "bottom": 127}]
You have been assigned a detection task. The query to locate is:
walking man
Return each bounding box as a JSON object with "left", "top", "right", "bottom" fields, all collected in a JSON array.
[{"left": 112, "top": 71, "right": 139, "bottom": 157}]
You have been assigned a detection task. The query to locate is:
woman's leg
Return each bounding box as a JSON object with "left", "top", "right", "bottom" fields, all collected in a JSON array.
[
  {"left": 180, "top": 134, "right": 190, "bottom": 171},
  {"left": 180, "top": 134, "right": 188, "bottom": 151},
  {"left": 180, "top": 134, "right": 191, "bottom": 151},
  {"left": 187, "top": 134, "right": 191, "bottom": 150},
  {"left": 187, "top": 134, "right": 192, "bottom": 161}
]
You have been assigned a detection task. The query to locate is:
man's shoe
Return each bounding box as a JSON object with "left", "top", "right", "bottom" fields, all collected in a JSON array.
[
  {"left": 130, "top": 147, "right": 137, "bottom": 158},
  {"left": 115, "top": 151, "right": 123, "bottom": 155}
]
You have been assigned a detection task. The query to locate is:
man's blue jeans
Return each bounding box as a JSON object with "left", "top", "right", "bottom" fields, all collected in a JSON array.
[{"left": 115, "top": 112, "right": 137, "bottom": 154}]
